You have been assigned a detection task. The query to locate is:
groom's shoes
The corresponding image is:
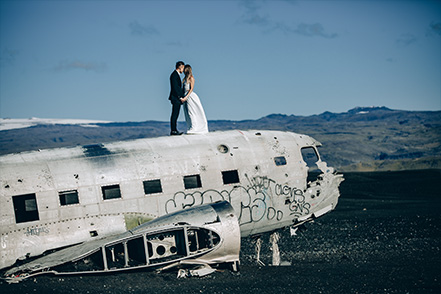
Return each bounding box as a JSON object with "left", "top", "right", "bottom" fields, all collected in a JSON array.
[{"left": 170, "top": 131, "right": 183, "bottom": 136}]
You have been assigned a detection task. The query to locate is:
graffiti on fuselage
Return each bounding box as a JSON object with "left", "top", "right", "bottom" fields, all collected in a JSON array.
[
  {"left": 165, "top": 175, "right": 311, "bottom": 225},
  {"left": 24, "top": 227, "right": 50, "bottom": 237}
]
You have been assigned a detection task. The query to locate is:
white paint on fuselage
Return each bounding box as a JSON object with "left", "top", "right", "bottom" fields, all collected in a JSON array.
[{"left": 0, "top": 130, "right": 343, "bottom": 270}]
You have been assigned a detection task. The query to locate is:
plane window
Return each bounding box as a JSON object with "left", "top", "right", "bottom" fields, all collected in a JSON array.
[
  {"left": 102, "top": 184, "right": 121, "bottom": 200},
  {"left": 59, "top": 190, "right": 79, "bottom": 206},
  {"left": 184, "top": 175, "right": 202, "bottom": 189},
  {"left": 301, "top": 147, "right": 319, "bottom": 168},
  {"left": 12, "top": 193, "right": 40, "bottom": 223},
  {"left": 218, "top": 144, "right": 229, "bottom": 153},
  {"left": 222, "top": 170, "right": 240, "bottom": 185},
  {"left": 143, "top": 179, "right": 163, "bottom": 195},
  {"left": 274, "top": 156, "right": 287, "bottom": 166}
]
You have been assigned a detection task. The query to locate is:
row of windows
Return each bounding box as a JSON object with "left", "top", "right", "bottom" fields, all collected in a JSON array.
[
  {"left": 10, "top": 155, "right": 291, "bottom": 225},
  {"left": 99, "top": 170, "right": 242, "bottom": 201},
  {"left": 11, "top": 169, "right": 243, "bottom": 224},
  {"left": 62, "top": 170, "right": 242, "bottom": 205}
]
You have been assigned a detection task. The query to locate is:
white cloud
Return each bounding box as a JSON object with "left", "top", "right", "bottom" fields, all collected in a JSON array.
[
  {"left": 427, "top": 21, "right": 441, "bottom": 37},
  {"left": 0, "top": 48, "right": 19, "bottom": 67},
  {"left": 53, "top": 60, "right": 108, "bottom": 73},
  {"left": 277, "top": 22, "right": 338, "bottom": 38},
  {"left": 129, "top": 21, "right": 159, "bottom": 36},
  {"left": 237, "top": 0, "right": 337, "bottom": 39},
  {"left": 396, "top": 33, "right": 417, "bottom": 46}
]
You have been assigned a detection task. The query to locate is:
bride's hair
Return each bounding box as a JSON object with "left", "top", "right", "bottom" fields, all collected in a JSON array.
[{"left": 183, "top": 64, "right": 193, "bottom": 83}]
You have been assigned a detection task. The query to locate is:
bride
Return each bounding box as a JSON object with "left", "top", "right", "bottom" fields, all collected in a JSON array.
[{"left": 180, "top": 64, "right": 209, "bottom": 134}]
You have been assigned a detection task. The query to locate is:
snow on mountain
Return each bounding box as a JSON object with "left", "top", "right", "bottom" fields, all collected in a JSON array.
[{"left": 0, "top": 118, "right": 111, "bottom": 131}]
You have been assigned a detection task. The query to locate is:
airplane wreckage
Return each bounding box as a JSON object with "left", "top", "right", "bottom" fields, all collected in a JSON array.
[{"left": 0, "top": 130, "right": 343, "bottom": 283}]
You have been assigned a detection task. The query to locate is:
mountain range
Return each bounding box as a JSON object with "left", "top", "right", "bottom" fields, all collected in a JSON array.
[{"left": 1, "top": 107, "right": 440, "bottom": 172}]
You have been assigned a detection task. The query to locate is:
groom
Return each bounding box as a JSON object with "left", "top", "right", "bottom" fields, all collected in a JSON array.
[{"left": 169, "top": 61, "right": 185, "bottom": 136}]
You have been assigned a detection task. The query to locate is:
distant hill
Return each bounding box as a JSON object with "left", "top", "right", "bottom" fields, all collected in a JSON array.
[{"left": 1, "top": 107, "right": 440, "bottom": 172}]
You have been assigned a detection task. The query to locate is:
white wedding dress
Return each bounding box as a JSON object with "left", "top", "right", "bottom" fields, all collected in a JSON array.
[{"left": 183, "top": 81, "right": 208, "bottom": 134}]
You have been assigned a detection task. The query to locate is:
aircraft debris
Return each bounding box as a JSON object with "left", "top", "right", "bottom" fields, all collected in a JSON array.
[
  {"left": 1, "top": 130, "right": 344, "bottom": 281},
  {"left": 290, "top": 227, "right": 299, "bottom": 236},
  {"left": 177, "top": 264, "right": 217, "bottom": 278},
  {"left": 270, "top": 232, "right": 281, "bottom": 266},
  {"left": 4, "top": 201, "right": 240, "bottom": 283},
  {"left": 253, "top": 236, "right": 265, "bottom": 266}
]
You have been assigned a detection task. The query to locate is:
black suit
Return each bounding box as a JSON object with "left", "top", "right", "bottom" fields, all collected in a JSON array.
[{"left": 169, "top": 70, "right": 184, "bottom": 132}]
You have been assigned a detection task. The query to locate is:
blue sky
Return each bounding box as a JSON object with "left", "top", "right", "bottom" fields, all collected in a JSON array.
[{"left": 1, "top": 0, "right": 440, "bottom": 122}]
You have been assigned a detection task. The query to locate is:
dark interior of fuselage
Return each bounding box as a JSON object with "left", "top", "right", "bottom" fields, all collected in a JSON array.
[{"left": 52, "top": 228, "right": 220, "bottom": 273}]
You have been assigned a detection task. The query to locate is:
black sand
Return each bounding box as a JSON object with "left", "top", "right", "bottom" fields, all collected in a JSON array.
[{"left": 2, "top": 170, "right": 440, "bottom": 294}]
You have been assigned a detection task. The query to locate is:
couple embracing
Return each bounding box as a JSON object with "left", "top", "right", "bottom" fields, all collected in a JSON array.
[{"left": 169, "top": 61, "right": 208, "bottom": 136}]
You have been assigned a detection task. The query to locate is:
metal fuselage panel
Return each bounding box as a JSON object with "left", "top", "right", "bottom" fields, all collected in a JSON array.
[
  {"left": 0, "top": 130, "right": 342, "bottom": 270},
  {"left": 4, "top": 201, "right": 241, "bottom": 281}
]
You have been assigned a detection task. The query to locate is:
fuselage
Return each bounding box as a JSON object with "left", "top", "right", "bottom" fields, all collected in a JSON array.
[{"left": 0, "top": 130, "right": 343, "bottom": 270}]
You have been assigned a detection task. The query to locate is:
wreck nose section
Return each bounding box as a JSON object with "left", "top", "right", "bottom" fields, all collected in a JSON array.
[
  {"left": 294, "top": 155, "right": 344, "bottom": 226},
  {"left": 299, "top": 142, "right": 344, "bottom": 216},
  {"left": 308, "top": 165, "right": 344, "bottom": 220}
]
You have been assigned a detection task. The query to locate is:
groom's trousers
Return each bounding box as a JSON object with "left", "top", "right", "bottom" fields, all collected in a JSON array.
[{"left": 170, "top": 98, "right": 181, "bottom": 132}]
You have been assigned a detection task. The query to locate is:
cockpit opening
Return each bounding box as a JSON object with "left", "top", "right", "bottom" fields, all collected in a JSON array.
[
  {"left": 301, "top": 147, "right": 319, "bottom": 171},
  {"left": 301, "top": 147, "right": 321, "bottom": 183}
]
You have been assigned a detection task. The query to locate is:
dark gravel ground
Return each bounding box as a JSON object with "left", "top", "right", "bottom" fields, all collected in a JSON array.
[{"left": 2, "top": 170, "right": 440, "bottom": 294}]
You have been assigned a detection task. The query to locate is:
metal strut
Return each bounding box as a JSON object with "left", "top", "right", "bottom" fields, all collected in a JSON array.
[
  {"left": 254, "top": 236, "right": 265, "bottom": 266},
  {"left": 270, "top": 232, "right": 280, "bottom": 266}
]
